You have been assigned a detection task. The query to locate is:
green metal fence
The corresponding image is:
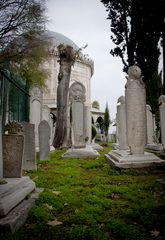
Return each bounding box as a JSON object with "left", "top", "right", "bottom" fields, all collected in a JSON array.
[{"left": 0, "top": 69, "right": 29, "bottom": 131}]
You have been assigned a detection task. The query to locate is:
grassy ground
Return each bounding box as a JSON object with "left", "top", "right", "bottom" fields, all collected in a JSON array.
[{"left": 1, "top": 143, "right": 165, "bottom": 240}]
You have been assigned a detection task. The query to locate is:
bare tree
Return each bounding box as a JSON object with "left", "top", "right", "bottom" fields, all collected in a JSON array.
[
  {"left": 0, "top": 0, "right": 46, "bottom": 52},
  {"left": 0, "top": 0, "right": 49, "bottom": 86},
  {"left": 52, "top": 45, "right": 76, "bottom": 149}
]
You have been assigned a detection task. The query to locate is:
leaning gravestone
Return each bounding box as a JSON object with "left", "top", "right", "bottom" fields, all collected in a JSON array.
[
  {"left": 3, "top": 122, "right": 24, "bottom": 177},
  {"left": 38, "top": 120, "right": 50, "bottom": 160},
  {"left": 21, "top": 122, "right": 36, "bottom": 170}
]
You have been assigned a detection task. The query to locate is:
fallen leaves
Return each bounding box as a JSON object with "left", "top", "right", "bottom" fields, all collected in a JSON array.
[
  {"left": 150, "top": 229, "right": 160, "bottom": 237},
  {"left": 44, "top": 203, "right": 53, "bottom": 210},
  {"left": 47, "top": 220, "right": 63, "bottom": 226},
  {"left": 52, "top": 190, "right": 61, "bottom": 196}
]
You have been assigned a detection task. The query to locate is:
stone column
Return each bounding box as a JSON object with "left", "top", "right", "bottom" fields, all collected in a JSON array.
[
  {"left": 159, "top": 95, "right": 165, "bottom": 147},
  {"left": 117, "top": 96, "right": 128, "bottom": 150},
  {"left": 125, "top": 65, "right": 147, "bottom": 154},
  {"left": 69, "top": 82, "right": 86, "bottom": 148},
  {"left": 146, "top": 104, "right": 154, "bottom": 144},
  {"left": 29, "top": 84, "right": 42, "bottom": 148},
  {"left": 84, "top": 105, "right": 91, "bottom": 144}
]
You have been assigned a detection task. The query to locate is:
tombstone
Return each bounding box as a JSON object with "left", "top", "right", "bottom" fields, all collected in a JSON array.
[
  {"left": 63, "top": 82, "right": 99, "bottom": 159},
  {"left": 146, "top": 105, "right": 154, "bottom": 144},
  {"left": 117, "top": 96, "right": 128, "bottom": 150},
  {"left": 70, "top": 82, "right": 86, "bottom": 148},
  {"left": 125, "top": 65, "right": 147, "bottom": 154},
  {"left": 3, "top": 122, "right": 24, "bottom": 178},
  {"left": 84, "top": 105, "right": 92, "bottom": 144},
  {"left": 21, "top": 122, "right": 36, "bottom": 170},
  {"left": 42, "top": 105, "right": 50, "bottom": 124},
  {"left": 106, "top": 66, "right": 164, "bottom": 168},
  {"left": 29, "top": 84, "right": 42, "bottom": 149},
  {"left": 38, "top": 120, "right": 50, "bottom": 160},
  {"left": 159, "top": 95, "right": 165, "bottom": 147}
]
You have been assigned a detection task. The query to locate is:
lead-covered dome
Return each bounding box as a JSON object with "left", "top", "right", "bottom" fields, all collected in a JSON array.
[{"left": 44, "top": 30, "right": 79, "bottom": 50}]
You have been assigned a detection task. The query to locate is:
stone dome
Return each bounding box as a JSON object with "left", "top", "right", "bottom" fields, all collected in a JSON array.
[{"left": 44, "top": 30, "right": 79, "bottom": 50}]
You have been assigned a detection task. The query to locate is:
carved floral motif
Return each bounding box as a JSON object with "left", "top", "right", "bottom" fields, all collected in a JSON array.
[{"left": 4, "top": 121, "right": 23, "bottom": 134}]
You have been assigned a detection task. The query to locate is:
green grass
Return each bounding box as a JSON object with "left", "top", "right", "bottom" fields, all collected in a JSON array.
[{"left": 1, "top": 143, "right": 165, "bottom": 240}]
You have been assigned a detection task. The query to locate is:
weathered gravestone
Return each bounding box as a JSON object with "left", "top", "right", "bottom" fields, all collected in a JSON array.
[
  {"left": 159, "top": 95, "right": 165, "bottom": 147},
  {"left": 125, "top": 65, "right": 146, "bottom": 154},
  {"left": 3, "top": 122, "right": 24, "bottom": 178},
  {"left": 21, "top": 122, "right": 36, "bottom": 171},
  {"left": 63, "top": 82, "right": 99, "bottom": 159},
  {"left": 146, "top": 104, "right": 154, "bottom": 144},
  {"left": 38, "top": 120, "right": 50, "bottom": 160},
  {"left": 117, "top": 96, "right": 128, "bottom": 150},
  {"left": 106, "top": 66, "right": 165, "bottom": 168},
  {"left": 70, "top": 82, "right": 86, "bottom": 148},
  {"left": 30, "top": 84, "right": 42, "bottom": 149}
]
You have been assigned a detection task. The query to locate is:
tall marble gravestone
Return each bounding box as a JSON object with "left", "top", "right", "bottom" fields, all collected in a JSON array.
[
  {"left": 146, "top": 105, "right": 154, "bottom": 144},
  {"left": 117, "top": 96, "right": 128, "bottom": 150},
  {"left": 70, "top": 82, "right": 86, "bottom": 148},
  {"left": 38, "top": 120, "right": 50, "bottom": 160},
  {"left": 159, "top": 95, "right": 165, "bottom": 147},
  {"left": 63, "top": 82, "right": 99, "bottom": 159},
  {"left": 29, "top": 84, "right": 42, "bottom": 149},
  {"left": 21, "top": 122, "right": 36, "bottom": 170},
  {"left": 106, "top": 66, "right": 165, "bottom": 168},
  {"left": 145, "top": 101, "right": 164, "bottom": 153}
]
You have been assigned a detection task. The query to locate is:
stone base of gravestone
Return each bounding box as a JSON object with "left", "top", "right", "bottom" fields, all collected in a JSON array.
[
  {"left": 21, "top": 123, "right": 36, "bottom": 171},
  {"left": 112, "top": 143, "right": 119, "bottom": 150},
  {"left": 91, "top": 143, "right": 103, "bottom": 152},
  {"left": 3, "top": 134, "right": 24, "bottom": 178},
  {"left": 0, "top": 177, "right": 35, "bottom": 218},
  {"left": 145, "top": 144, "right": 164, "bottom": 153},
  {"left": 105, "top": 149, "right": 165, "bottom": 168},
  {"left": 62, "top": 145, "right": 99, "bottom": 159},
  {"left": 0, "top": 177, "right": 43, "bottom": 233}
]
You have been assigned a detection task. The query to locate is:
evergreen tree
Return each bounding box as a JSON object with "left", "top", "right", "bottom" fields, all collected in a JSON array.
[
  {"left": 104, "top": 102, "right": 111, "bottom": 141},
  {"left": 101, "top": 0, "right": 165, "bottom": 116}
]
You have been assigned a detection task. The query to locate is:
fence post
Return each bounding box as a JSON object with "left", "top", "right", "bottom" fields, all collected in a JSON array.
[{"left": 0, "top": 76, "right": 4, "bottom": 178}]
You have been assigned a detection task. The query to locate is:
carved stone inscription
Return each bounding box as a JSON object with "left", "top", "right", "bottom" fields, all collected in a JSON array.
[
  {"left": 70, "top": 82, "right": 86, "bottom": 148},
  {"left": 22, "top": 122, "right": 36, "bottom": 170},
  {"left": 125, "top": 65, "right": 146, "bottom": 154},
  {"left": 3, "top": 135, "right": 24, "bottom": 177},
  {"left": 38, "top": 120, "right": 50, "bottom": 160}
]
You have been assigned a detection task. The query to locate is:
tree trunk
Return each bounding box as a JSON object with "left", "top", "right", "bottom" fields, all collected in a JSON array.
[{"left": 52, "top": 45, "right": 75, "bottom": 149}]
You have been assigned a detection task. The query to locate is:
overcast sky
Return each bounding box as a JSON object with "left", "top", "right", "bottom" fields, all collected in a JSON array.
[{"left": 46, "top": 0, "right": 126, "bottom": 125}]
